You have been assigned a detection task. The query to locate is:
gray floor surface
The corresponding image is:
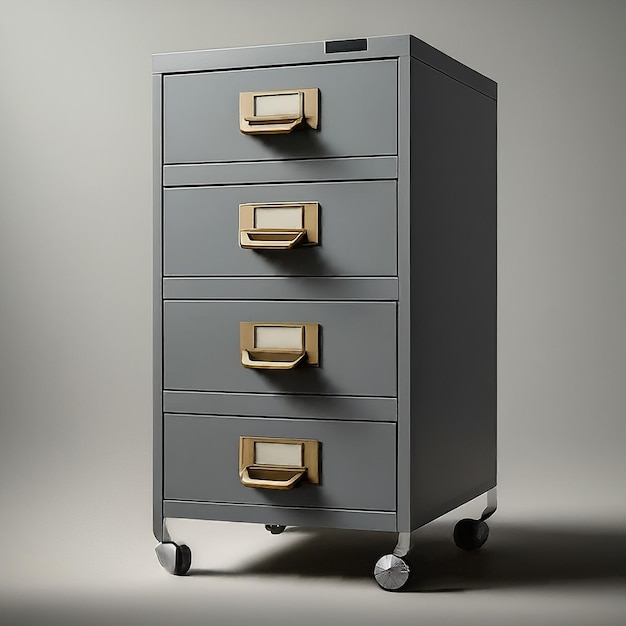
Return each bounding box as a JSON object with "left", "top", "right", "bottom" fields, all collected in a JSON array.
[{"left": 2, "top": 509, "right": 624, "bottom": 626}]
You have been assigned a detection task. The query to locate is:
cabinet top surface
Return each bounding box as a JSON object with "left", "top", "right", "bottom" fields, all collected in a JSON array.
[{"left": 152, "top": 34, "right": 496, "bottom": 99}]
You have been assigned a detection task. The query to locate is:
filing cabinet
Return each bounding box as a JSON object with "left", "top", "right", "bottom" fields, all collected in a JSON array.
[{"left": 153, "top": 35, "right": 497, "bottom": 590}]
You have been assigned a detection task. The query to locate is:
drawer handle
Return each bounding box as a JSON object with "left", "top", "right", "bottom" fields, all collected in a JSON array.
[
  {"left": 239, "top": 202, "right": 319, "bottom": 249},
  {"left": 240, "top": 322, "right": 320, "bottom": 369},
  {"left": 240, "top": 229, "right": 306, "bottom": 250},
  {"left": 239, "top": 437, "right": 320, "bottom": 489},
  {"left": 239, "top": 88, "right": 319, "bottom": 135},
  {"left": 239, "top": 465, "right": 306, "bottom": 490},
  {"left": 243, "top": 114, "right": 303, "bottom": 133},
  {"left": 241, "top": 349, "right": 306, "bottom": 370}
]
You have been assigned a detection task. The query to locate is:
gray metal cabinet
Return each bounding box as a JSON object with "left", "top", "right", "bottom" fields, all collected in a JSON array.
[{"left": 153, "top": 35, "right": 497, "bottom": 590}]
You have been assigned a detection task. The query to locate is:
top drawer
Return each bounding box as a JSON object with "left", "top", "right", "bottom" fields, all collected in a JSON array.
[{"left": 162, "top": 60, "right": 397, "bottom": 164}]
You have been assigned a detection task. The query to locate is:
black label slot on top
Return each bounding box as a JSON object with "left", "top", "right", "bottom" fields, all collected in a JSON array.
[{"left": 325, "top": 38, "right": 368, "bottom": 54}]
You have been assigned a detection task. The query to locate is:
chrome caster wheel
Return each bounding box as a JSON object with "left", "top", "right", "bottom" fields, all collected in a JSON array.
[
  {"left": 265, "top": 524, "right": 286, "bottom": 535},
  {"left": 155, "top": 542, "right": 192, "bottom": 575},
  {"left": 374, "top": 554, "right": 412, "bottom": 591},
  {"left": 453, "top": 518, "right": 489, "bottom": 551}
]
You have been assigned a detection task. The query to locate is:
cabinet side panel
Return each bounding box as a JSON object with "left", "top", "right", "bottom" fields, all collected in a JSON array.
[
  {"left": 153, "top": 74, "right": 164, "bottom": 541},
  {"left": 409, "top": 59, "right": 497, "bottom": 528}
]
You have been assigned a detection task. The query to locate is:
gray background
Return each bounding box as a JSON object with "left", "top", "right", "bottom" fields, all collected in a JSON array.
[{"left": 0, "top": 1, "right": 624, "bottom": 624}]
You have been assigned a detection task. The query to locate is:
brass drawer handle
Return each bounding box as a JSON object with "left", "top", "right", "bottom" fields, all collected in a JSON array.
[
  {"left": 239, "top": 88, "right": 319, "bottom": 135},
  {"left": 239, "top": 202, "right": 319, "bottom": 249},
  {"left": 239, "top": 465, "right": 306, "bottom": 490},
  {"left": 240, "top": 322, "right": 319, "bottom": 369},
  {"left": 239, "top": 437, "right": 320, "bottom": 490},
  {"left": 241, "top": 349, "right": 306, "bottom": 370},
  {"left": 240, "top": 229, "right": 306, "bottom": 250}
]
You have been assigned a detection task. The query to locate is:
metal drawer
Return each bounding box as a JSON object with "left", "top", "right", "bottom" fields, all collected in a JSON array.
[
  {"left": 162, "top": 60, "right": 397, "bottom": 164},
  {"left": 163, "top": 181, "right": 397, "bottom": 277},
  {"left": 163, "top": 414, "right": 396, "bottom": 511},
  {"left": 163, "top": 300, "right": 397, "bottom": 397}
]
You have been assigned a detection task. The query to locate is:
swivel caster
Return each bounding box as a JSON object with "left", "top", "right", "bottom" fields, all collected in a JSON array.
[
  {"left": 453, "top": 518, "right": 489, "bottom": 551},
  {"left": 374, "top": 554, "right": 412, "bottom": 591},
  {"left": 155, "top": 542, "right": 192, "bottom": 575},
  {"left": 265, "top": 524, "right": 286, "bottom": 535}
]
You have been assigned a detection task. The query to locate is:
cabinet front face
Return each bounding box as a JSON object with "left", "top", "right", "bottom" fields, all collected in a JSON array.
[
  {"left": 164, "top": 414, "right": 396, "bottom": 512},
  {"left": 162, "top": 59, "right": 397, "bottom": 164},
  {"left": 156, "top": 46, "right": 404, "bottom": 535},
  {"left": 163, "top": 300, "right": 397, "bottom": 397},
  {"left": 163, "top": 180, "right": 397, "bottom": 277}
]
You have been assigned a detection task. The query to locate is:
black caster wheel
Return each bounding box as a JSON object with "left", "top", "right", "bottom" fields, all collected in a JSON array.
[
  {"left": 373, "top": 554, "right": 412, "bottom": 591},
  {"left": 155, "top": 542, "right": 192, "bottom": 575},
  {"left": 453, "top": 518, "right": 489, "bottom": 551},
  {"left": 265, "top": 524, "right": 286, "bottom": 535}
]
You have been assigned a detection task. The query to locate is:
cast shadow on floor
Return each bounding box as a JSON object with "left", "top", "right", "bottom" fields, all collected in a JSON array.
[{"left": 191, "top": 520, "right": 626, "bottom": 592}]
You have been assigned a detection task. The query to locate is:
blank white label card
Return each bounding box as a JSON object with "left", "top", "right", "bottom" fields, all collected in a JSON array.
[
  {"left": 255, "top": 442, "right": 303, "bottom": 467},
  {"left": 255, "top": 326, "right": 303, "bottom": 350},
  {"left": 254, "top": 93, "right": 300, "bottom": 117},
  {"left": 254, "top": 206, "right": 303, "bottom": 229}
]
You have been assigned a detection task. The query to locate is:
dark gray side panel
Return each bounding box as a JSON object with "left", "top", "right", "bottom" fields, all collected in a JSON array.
[
  {"left": 409, "top": 36, "right": 496, "bottom": 100},
  {"left": 409, "top": 59, "right": 497, "bottom": 528}
]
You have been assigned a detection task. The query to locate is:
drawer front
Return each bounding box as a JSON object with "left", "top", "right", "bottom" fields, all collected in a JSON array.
[
  {"left": 163, "top": 300, "right": 396, "bottom": 397},
  {"left": 164, "top": 414, "right": 396, "bottom": 511},
  {"left": 163, "top": 60, "right": 397, "bottom": 164},
  {"left": 163, "top": 181, "right": 397, "bottom": 277}
]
